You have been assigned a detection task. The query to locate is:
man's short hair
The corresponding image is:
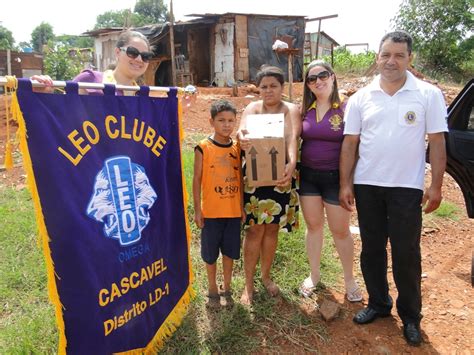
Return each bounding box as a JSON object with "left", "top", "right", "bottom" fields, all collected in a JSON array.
[
  {"left": 379, "top": 30, "right": 413, "bottom": 54},
  {"left": 210, "top": 99, "right": 237, "bottom": 119}
]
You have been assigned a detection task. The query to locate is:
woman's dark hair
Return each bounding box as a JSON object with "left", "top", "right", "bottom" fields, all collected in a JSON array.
[
  {"left": 116, "top": 30, "right": 150, "bottom": 50},
  {"left": 302, "top": 60, "right": 340, "bottom": 115},
  {"left": 255, "top": 65, "right": 285, "bottom": 86}
]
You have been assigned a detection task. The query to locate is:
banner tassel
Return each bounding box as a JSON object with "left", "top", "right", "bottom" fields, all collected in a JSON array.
[
  {"left": 9, "top": 76, "right": 68, "bottom": 354},
  {"left": 3, "top": 76, "right": 15, "bottom": 169},
  {"left": 177, "top": 95, "right": 195, "bottom": 285},
  {"left": 114, "top": 91, "right": 196, "bottom": 355},
  {"left": 4, "top": 142, "right": 13, "bottom": 169}
]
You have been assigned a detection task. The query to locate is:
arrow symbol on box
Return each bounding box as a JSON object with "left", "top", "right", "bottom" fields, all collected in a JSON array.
[
  {"left": 249, "top": 146, "right": 258, "bottom": 181},
  {"left": 269, "top": 146, "right": 279, "bottom": 180}
]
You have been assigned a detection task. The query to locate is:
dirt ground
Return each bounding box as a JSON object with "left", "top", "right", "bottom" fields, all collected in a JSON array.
[{"left": 1, "top": 77, "right": 472, "bottom": 353}]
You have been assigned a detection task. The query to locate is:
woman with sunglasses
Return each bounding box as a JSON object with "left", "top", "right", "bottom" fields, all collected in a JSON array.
[
  {"left": 298, "top": 60, "right": 362, "bottom": 302},
  {"left": 32, "top": 30, "right": 153, "bottom": 95},
  {"left": 237, "top": 65, "right": 301, "bottom": 305}
]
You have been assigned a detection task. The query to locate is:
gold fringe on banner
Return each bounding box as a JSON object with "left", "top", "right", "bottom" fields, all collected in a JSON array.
[
  {"left": 144, "top": 93, "right": 196, "bottom": 354},
  {"left": 4, "top": 142, "right": 13, "bottom": 169},
  {"left": 177, "top": 93, "right": 194, "bottom": 286},
  {"left": 116, "top": 90, "right": 196, "bottom": 355},
  {"left": 11, "top": 81, "right": 194, "bottom": 354},
  {"left": 3, "top": 76, "right": 16, "bottom": 169},
  {"left": 9, "top": 77, "right": 68, "bottom": 354}
]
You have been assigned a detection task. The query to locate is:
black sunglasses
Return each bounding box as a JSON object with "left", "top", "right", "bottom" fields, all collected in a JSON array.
[
  {"left": 120, "top": 46, "right": 154, "bottom": 63},
  {"left": 307, "top": 70, "right": 331, "bottom": 83}
]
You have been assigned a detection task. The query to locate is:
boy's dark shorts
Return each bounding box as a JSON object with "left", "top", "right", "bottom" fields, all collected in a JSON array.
[
  {"left": 298, "top": 165, "right": 340, "bottom": 205},
  {"left": 201, "top": 217, "right": 241, "bottom": 264}
]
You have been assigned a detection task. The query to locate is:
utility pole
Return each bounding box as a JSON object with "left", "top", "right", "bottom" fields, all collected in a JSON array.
[
  {"left": 169, "top": 0, "right": 176, "bottom": 86},
  {"left": 274, "top": 48, "right": 299, "bottom": 102},
  {"left": 306, "top": 14, "right": 338, "bottom": 59},
  {"left": 7, "top": 49, "right": 11, "bottom": 75}
]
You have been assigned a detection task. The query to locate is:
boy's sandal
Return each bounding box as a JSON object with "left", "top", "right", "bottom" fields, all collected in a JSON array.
[
  {"left": 299, "top": 276, "right": 317, "bottom": 298},
  {"left": 219, "top": 285, "right": 233, "bottom": 298},
  {"left": 346, "top": 284, "right": 363, "bottom": 302},
  {"left": 205, "top": 293, "right": 221, "bottom": 309},
  {"left": 219, "top": 286, "right": 234, "bottom": 306}
]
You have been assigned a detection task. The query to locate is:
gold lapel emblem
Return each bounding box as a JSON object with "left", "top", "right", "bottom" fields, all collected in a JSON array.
[
  {"left": 329, "top": 114, "right": 342, "bottom": 131},
  {"left": 404, "top": 111, "right": 416, "bottom": 124}
]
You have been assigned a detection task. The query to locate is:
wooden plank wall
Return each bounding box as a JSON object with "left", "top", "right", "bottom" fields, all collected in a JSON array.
[
  {"left": 0, "top": 51, "right": 43, "bottom": 78},
  {"left": 234, "top": 15, "right": 249, "bottom": 82}
]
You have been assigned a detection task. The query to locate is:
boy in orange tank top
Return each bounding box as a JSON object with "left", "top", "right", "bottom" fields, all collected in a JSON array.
[{"left": 193, "top": 100, "right": 245, "bottom": 308}]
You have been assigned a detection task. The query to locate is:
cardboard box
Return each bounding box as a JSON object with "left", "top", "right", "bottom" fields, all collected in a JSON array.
[{"left": 245, "top": 113, "right": 286, "bottom": 187}]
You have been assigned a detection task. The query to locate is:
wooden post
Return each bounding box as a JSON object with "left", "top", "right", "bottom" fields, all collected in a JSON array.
[
  {"left": 344, "top": 43, "right": 370, "bottom": 53},
  {"left": 305, "top": 14, "right": 338, "bottom": 60},
  {"left": 7, "top": 49, "right": 11, "bottom": 75},
  {"left": 275, "top": 48, "right": 299, "bottom": 102},
  {"left": 288, "top": 52, "right": 293, "bottom": 102},
  {"left": 169, "top": 0, "right": 176, "bottom": 86},
  {"left": 315, "top": 20, "right": 322, "bottom": 59},
  {"left": 331, "top": 43, "right": 334, "bottom": 67}
]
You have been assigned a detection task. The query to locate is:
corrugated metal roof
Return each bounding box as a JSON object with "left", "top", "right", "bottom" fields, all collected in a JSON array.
[
  {"left": 84, "top": 17, "right": 217, "bottom": 40},
  {"left": 186, "top": 12, "right": 307, "bottom": 19},
  {"left": 320, "top": 31, "right": 339, "bottom": 46},
  {"left": 82, "top": 28, "right": 124, "bottom": 37}
]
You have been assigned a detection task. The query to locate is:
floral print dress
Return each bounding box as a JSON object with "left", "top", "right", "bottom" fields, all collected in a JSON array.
[{"left": 243, "top": 170, "right": 299, "bottom": 233}]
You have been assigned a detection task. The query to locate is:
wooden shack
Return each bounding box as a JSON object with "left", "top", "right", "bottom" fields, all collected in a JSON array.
[
  {"left": 304, "top": 31, "right": 339, "bottom": 64},
  {"left": 85, "top": 12, "right": 305, "bottom": 87},
  {"left": 0, "top": 50, "right": 44, "bottom": 78}
]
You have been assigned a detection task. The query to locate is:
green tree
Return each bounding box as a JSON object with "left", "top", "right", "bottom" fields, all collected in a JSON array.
[
  {"left": 43, "top": 41, "right": 83, "bottom": 81},
  {"left": 55, "top": 34, "right": 94, "bottom": 48},
  {"left": 94, "top": 9, "right": 152, "bottom": 29},
  {"left": 392, "top": 0, "right": 473, "bottom": 79},
  {"left": 321, "top": 47, "right": 376, "bottom": 75},
  {"left": 134, "top": 0, "right": 169, "bottom": 23},
  {"left": 18, "top": 41, "right": 32, "bottom": 50},
  {"left": 95, "top": 9, "right": 129, "bottom": 28},
  {"left": 0, "top": 25, "right": 15, "bottom": 50},
  {"left": 31, "top": 22, "right": 55, "bottom": 53}
]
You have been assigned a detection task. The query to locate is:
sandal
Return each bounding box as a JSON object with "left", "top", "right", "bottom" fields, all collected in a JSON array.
[
  {"left": 205, "top": 293, "right": 221, "bottom": 309},
  {"left": 219, "top": 285, "right": 233, "bottom": 297},
  {"left": 219, "top": 286, "right": 234, "bottom": 307},
  {"left": 346, "top": 283, "right": 363, "bottom": 302},
  {"left": 299, "top": 276, "right": 318, "bottom": 298}
]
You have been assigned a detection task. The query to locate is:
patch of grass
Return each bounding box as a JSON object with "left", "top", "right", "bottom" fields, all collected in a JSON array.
[
  {"left": 432, "top": 201, "right": 460, "bottom": 220},
  {"left": 161, "top": 135, "right": 342, "bottom": 352},
  {"left": 1, "top": 133, "right": 344, "bottom": 353},
  {"left": 0, "top": 188, "right": 57, "bottom": 353},
  {"left": 162, "top": 302, "right": 258, "bottom": 354},
  {"left": 182, "top": 132, "right": 208, "bottom": 151}
]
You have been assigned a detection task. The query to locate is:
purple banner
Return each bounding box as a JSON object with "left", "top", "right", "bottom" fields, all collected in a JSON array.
[{"left": 15, "top": 80, "right": 192, "bottom": 353}]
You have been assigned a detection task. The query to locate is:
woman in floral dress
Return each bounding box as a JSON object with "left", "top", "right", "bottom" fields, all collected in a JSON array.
[{"left": 237, "top": 66, "right": 301, "bottom": 305}]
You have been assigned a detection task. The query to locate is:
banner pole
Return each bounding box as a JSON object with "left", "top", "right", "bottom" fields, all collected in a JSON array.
[{"left": 0, "top": 76, "right": 176, "bottom": 93}]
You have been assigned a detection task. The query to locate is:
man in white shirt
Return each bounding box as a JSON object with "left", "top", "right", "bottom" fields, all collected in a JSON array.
[{"left": 339, "top": 31, "right": 447, "bottom": 346}]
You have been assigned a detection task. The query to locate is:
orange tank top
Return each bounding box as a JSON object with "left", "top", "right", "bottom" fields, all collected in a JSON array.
[{"left": 196, "top": 137, "right": 242, "bottom": 218}]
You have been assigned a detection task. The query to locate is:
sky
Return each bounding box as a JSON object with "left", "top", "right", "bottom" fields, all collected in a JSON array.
[{"left": 1, "top": 0, "right": 403, "bottom": 52}]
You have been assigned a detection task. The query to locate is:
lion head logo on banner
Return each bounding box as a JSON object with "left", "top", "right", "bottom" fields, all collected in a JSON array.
[{"left": 87, "top": 156, "right": 157, "bottom": 246}]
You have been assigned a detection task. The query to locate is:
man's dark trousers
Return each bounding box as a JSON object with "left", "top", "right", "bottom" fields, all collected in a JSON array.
[{"left": 354, "top": 184, "right": 423, "bottom": 325}]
